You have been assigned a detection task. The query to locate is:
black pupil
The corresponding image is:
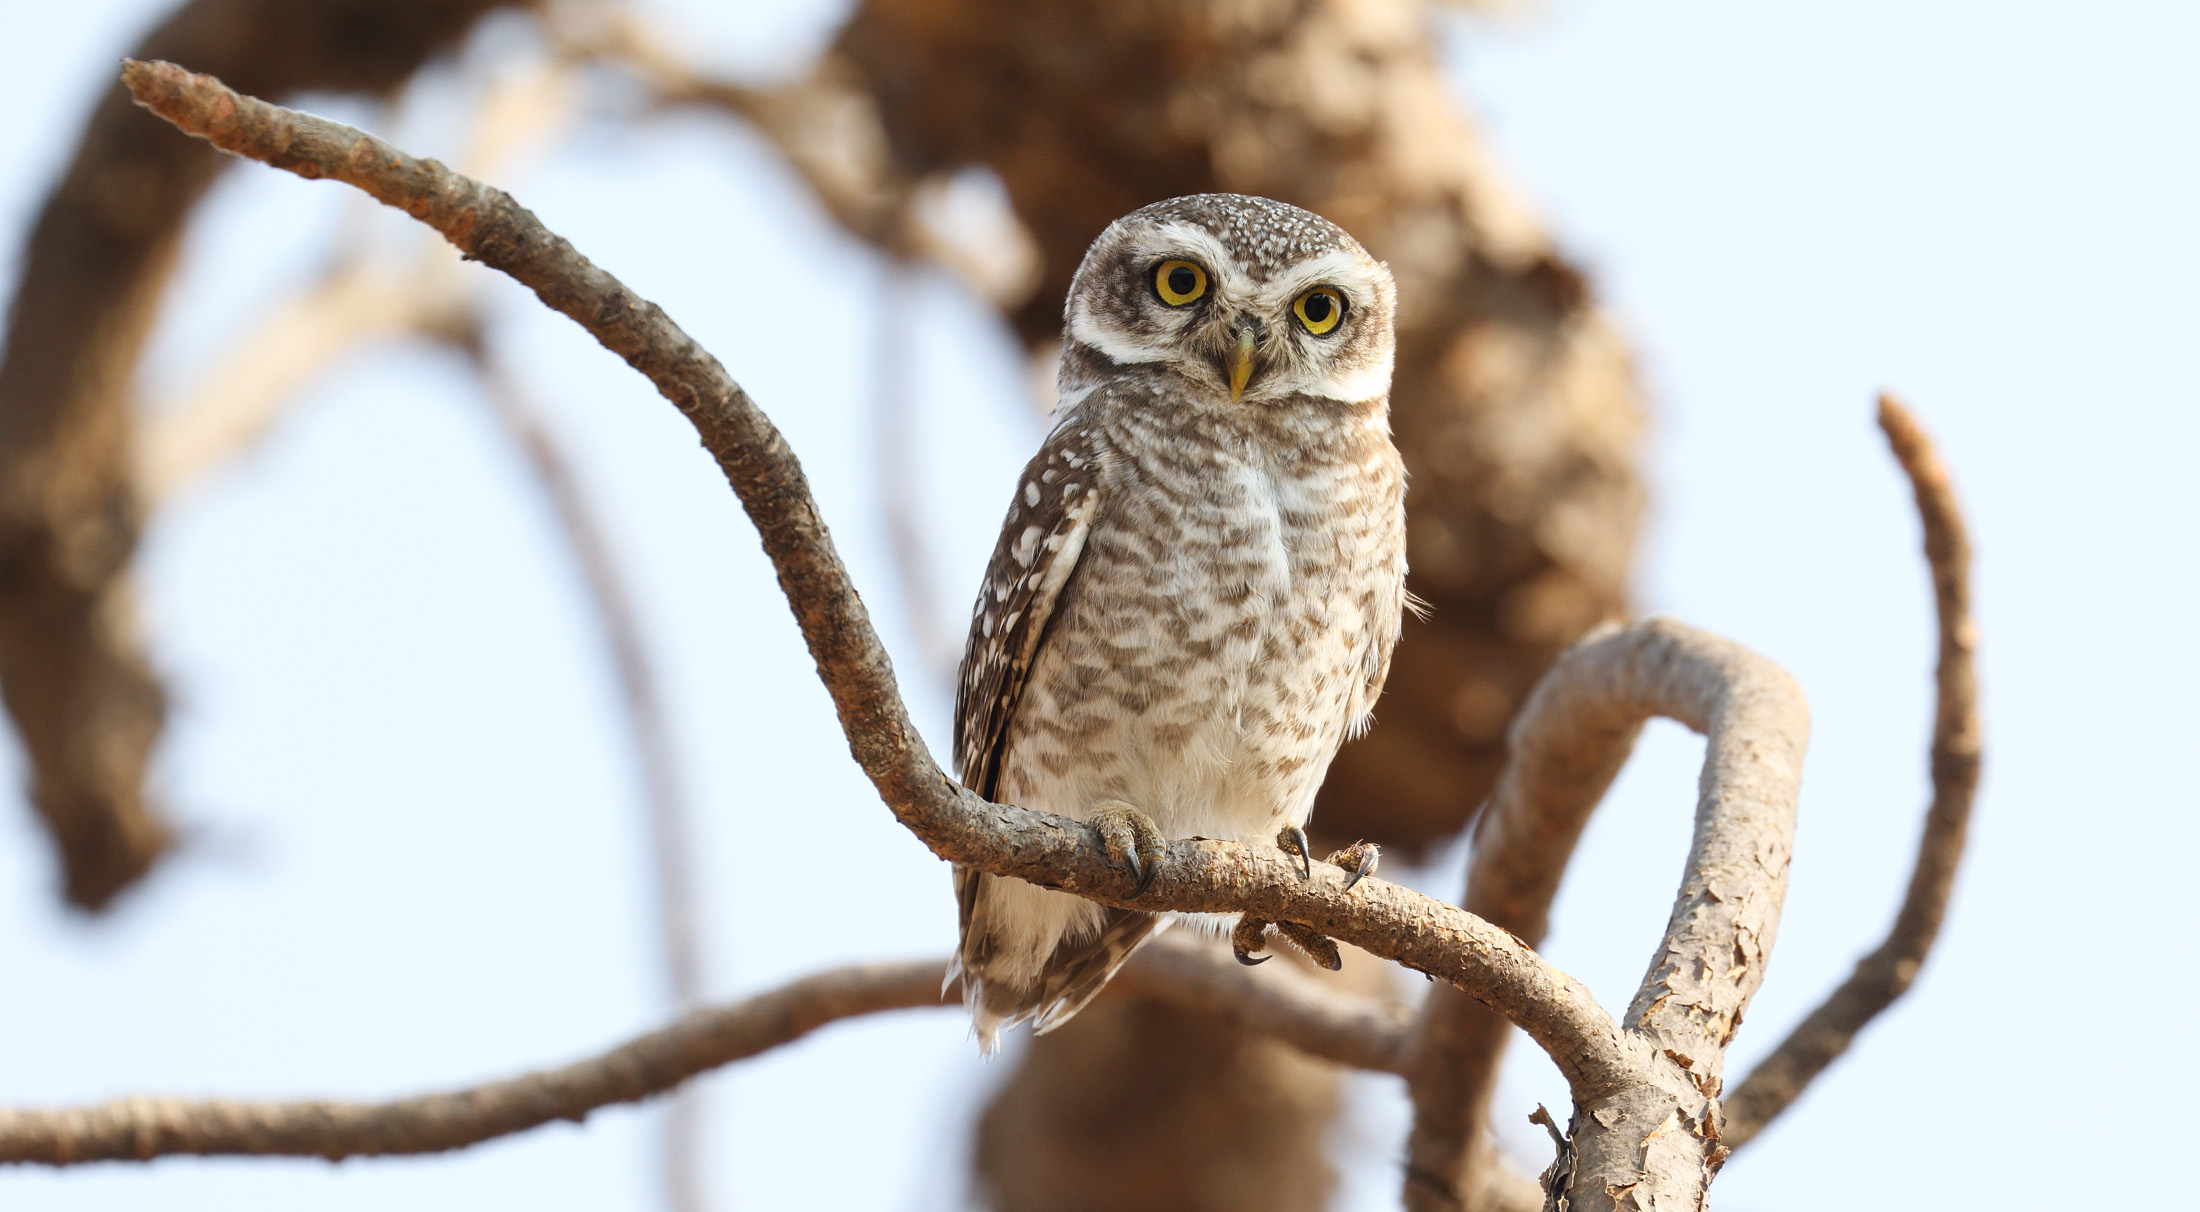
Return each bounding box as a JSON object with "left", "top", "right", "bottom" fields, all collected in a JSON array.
[
  {"left": 1304, "top": 293, "right": 1333, "bottom": 323},
  {"left": 1168, "top": 266, "right": 1198, "bottom": 296}
]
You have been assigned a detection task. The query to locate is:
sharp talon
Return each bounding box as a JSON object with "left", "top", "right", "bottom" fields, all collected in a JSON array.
[
  {"left": 1278, "top": 824, "right": 1313, "bottom": 880},
  {"left": 1232, "top": 914, "right": 1271, "bottom": 965},
  {"left": 1091, "top": 799, "right": 1167, "bottom": 899},
  {"left": 1326, "top": 841, "right": 1381, "bottom": 893}
]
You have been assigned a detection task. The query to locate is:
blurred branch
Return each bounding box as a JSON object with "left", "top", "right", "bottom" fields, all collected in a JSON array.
[
  {"left": 0, "top": 0, "right": 522, "bottom": 912},
  {"left": 469, "top": 355, "right": 711, "bottom": 1210},
  {"left": 140, "top": 53, "right": 577, "bottom": 504},
  {"left": 0, "top": 960, "right": 948, "bottom": 1164},
  {"left": 1719, "top": 394, "right": 1982, "bottom": 1148},
  {"left": 0, "top": 940, "right": 1414, "bottom": 1165},
  {"left": 868, "top": 264, "right": 962, "bottom": 687},
  {"left": 137, "top": 253, "right": 472, "bottom": 502},
  {"left": 118, "top": 62, "right": 1810, "bottom": 1210},
  {"left": 558, "top": 5, "right": 1041, "bottom": 310}
]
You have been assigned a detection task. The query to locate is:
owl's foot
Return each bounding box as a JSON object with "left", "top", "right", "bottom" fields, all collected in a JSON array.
[
  {"left": 1276, "top": 921, "right": 1344, "bottom": 971},
  {"left": 1232, "top": 915, "right": 1344, "bottom": 971},
  {"left": 1277, "top": 824, "right": 1315, "bottom": 880},
  {"left": 1232, "top": 914, "right": 1272, "bottom": 965},
  {"left": 1090, "top": 799, "right": 1168, "bottom": 897},
  {"left": 1325, "top": 840, "right": 1381, "bottom": 893}
]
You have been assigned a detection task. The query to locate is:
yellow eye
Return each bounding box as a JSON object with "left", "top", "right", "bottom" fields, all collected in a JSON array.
[
  {"left": 1293, "top": 287, "right": 1345, "bottom": 335},
  {"left": 1153, "top": 260, "right": 1208, "bottom": 306}
]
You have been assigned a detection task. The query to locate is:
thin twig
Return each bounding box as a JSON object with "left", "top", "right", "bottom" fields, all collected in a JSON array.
[
  {"left": 1719, "top": 394, "right": 1981, "bottom": 1147},
  {"left": 0, "top": 942, "right": 1409, "bottom": 1165},
  {"left": 0, "top": 961, "right": 946, "bottom": 1164},
  {"left": 870, "top": 263, "right": 962, "bottom": 686},
  {"left": 470, "top": 355, "right": 711, "bottom": 1209}
]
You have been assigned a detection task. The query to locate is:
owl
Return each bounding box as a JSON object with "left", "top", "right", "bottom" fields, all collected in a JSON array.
[{"left": 948, "top": 193, "right": 1407, "bottom": 1052}]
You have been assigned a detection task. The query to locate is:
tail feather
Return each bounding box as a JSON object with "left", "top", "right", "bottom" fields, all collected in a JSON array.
[{"left": 952, "top": 867, "right": 1159, "bottom": 1052}]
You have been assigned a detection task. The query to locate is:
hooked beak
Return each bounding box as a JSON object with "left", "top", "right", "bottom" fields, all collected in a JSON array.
[{"left": 1226, "top": 321, "right": 1257, "bottom": 402}]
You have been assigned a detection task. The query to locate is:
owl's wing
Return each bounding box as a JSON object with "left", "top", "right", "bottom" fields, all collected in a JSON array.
[{"left": 952, "top": 418, "right": 1105, "bottom": 804}]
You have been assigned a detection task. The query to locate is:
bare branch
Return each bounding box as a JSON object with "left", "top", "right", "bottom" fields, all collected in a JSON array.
[
  {"left": 0, "top": 941, "right": 1415, "bottom": 1165},
  {"left": 0, "top": 961, "right": 947, "bottom": 1164},
  {"left": 1719, "top": 394, "right": 1982, "bottom": 1148},
  {"left": 118, "top": 51, "right": 1636, "bottom": 1090},
  {"left": 138, "top": 254, "right": 472, "bottom": 503},
  {"left": 1403, "top": 619, "right": 1809, "bottom": 1211},
  {"left": 469, "top": 356, "right": 712, "bottom": 1208},
  {"left": 868, "top": 264, "right": 963, "bottom": 686}
]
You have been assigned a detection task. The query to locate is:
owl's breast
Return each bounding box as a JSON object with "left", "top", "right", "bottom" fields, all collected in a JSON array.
[{"left": 999, "top": 432, "right": 1403, "bottom": 843}]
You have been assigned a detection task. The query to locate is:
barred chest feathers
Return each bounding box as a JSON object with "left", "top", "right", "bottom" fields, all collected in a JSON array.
[{"left": 995, "top": 391, "right": 1405, "bottom": 846}]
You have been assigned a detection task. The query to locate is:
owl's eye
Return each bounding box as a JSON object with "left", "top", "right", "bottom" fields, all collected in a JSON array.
[
  {"left": 1293, "top": 287, "right": 1346, "bottom": 336},
  {"left": 1152, "top": 260, "right": 1208, "bottom": 306}
]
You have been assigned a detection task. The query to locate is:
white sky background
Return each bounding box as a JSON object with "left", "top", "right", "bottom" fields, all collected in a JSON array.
[{"left": 2, "top": 3, "right": 2194, "bottom": 1210}]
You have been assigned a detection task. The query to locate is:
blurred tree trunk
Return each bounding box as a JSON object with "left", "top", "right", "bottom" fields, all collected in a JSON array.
[
  {"left": 0, "top": 0, "right": 522, "bottom": 910},
  {"left": 819, "top": 0, "right": 1645, "bottom": 1206}
]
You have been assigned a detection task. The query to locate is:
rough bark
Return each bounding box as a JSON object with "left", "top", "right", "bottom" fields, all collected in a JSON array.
[
  {"left": 805, "top": 3, "right": 1645, "bottom": 1202},
  {"left": 0, "top": 0, "right": 521, "bottom": 910}
]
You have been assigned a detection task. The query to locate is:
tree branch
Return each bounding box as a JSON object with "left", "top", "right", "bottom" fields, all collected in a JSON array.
[
  {"left": 1402, "top": 619, "right": 1809, "bottom": 1211},
  {"left": 1718, "top": 394, "right": 1982, "bottom": 1148},
  {"left": 0, "top": 960, "right": 947, "bottom": 1164},
  {"left": 0, "top": 940, "right": 1412, "bottom": 1165}
]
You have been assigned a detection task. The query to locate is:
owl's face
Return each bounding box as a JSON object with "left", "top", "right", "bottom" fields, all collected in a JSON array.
[{"left": 1061, "top": 195, "right": 1397, "bottom": 408}]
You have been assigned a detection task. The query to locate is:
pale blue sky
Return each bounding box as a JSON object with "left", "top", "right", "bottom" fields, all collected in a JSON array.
[{"left": 3, "top": 3, "right": 2194, "bottom": 1210}]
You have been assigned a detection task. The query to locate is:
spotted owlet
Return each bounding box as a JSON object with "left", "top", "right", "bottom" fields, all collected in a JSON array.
[{"left": 948, "top": 194, "right": 1407, "bottom": 1052}]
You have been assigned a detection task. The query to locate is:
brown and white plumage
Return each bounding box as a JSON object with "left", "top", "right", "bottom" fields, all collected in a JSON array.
[{"left": 949, "top": 194, "right": 1407, "bottom": 1051}]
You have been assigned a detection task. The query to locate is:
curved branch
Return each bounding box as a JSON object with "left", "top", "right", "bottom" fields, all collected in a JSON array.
[
  {"left": 1403, "top": 620, "right": 1809, "bottom": 1211},
  {"left": 1719, "top": 394, "right": 1981, "bottom": 1148},
  {"left": 0, "top": 942, "right": 1410, "bottom": 1165}
]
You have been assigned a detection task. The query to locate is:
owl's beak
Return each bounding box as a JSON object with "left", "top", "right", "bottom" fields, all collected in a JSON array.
[{"left": 1226, "top": 322, "right": 1258, "bottom": 402}]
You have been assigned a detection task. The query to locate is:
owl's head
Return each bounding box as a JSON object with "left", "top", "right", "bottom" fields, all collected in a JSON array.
[{"left": 1060, "top": 194, "right": 1396, "bottom": 408}]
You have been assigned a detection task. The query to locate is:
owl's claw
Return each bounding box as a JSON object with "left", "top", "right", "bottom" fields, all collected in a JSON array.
[
  {"left": 1325, "top": 840, "right": 1381, "bottom": 893},
  {"left": 1090, "top": 800, "right": 1168, "bottom": 898},
  {"left": 1278, "top": 823, "right": 1314, "bottom": 881},
  {"left": 1277, "top": 921, "right": 1344, "bottom": 971},
  {"left": 1232, "top": 914, "right": 1272, "bottom": 965}
]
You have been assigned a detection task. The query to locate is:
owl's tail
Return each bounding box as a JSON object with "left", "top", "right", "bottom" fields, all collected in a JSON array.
[{"left": 949, "top": 867, "right": 1160, "bottom": 1054}]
